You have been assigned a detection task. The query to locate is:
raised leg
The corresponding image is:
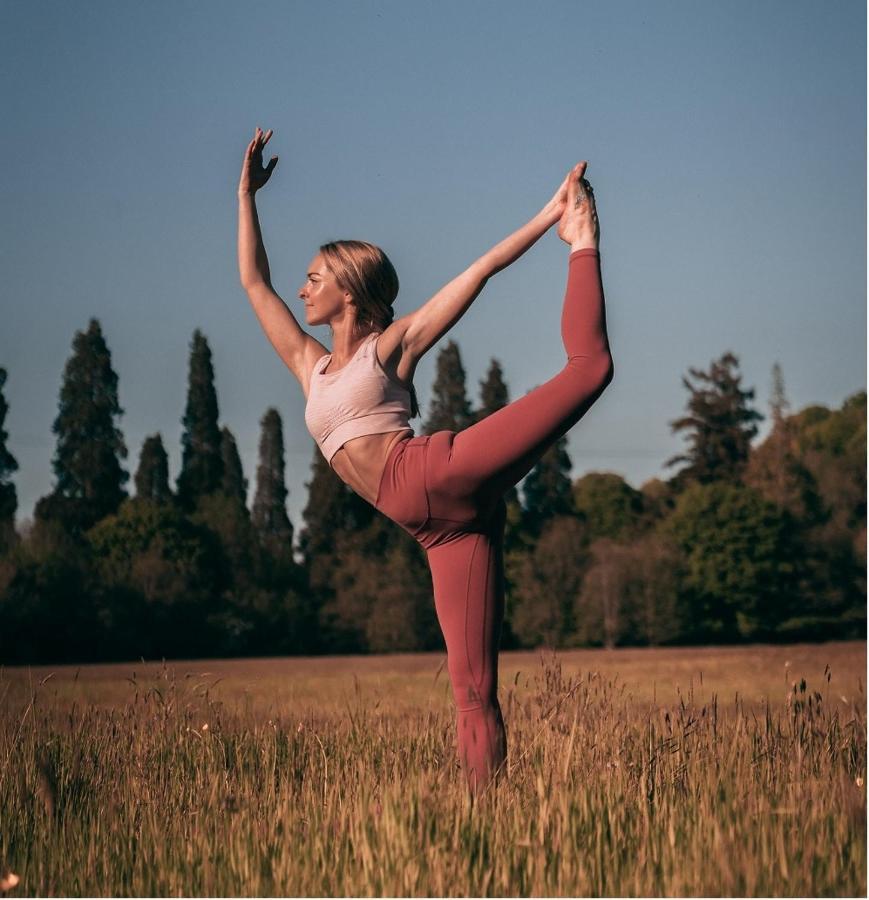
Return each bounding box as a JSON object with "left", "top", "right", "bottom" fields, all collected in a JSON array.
[{"left": 439, "top": 249, "right": 612, "bottom": 505}]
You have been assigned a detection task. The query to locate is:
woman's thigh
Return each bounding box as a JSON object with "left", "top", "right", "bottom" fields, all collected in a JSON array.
[{"left": 442, "top": 356, "right": 612, "bottom": 502}]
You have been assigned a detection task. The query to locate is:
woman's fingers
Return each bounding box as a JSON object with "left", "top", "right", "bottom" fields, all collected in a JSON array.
[{"left": 566, "top": 168, "right": 578, "bottom": 207}]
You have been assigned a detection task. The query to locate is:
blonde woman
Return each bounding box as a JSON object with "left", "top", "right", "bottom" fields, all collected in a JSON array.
[{"left": 238, "top": 127, "right": 612, "bottom": 795}]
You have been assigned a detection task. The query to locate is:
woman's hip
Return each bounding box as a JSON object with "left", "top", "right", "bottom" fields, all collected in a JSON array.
[{"left": 375, "top": 431, "right": 505, "bottom": 547}]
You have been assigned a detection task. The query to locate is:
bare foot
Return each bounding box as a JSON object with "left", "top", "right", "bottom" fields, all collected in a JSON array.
[{"left": 557, "top": 163, "right": 599, "bottom": 251}]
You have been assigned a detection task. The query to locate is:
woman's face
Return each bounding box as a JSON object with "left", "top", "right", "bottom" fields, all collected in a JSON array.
[{"left": 298, "top": 254, "right": 350, "bottom": 326}]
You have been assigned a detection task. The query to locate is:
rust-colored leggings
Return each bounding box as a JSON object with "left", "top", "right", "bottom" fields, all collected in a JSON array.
[{"left": 374, "top": 248, "right": 612, "bottom": 793}]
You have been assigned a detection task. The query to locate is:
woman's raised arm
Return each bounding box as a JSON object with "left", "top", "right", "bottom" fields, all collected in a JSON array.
[
  {"left": 402, "top": 165, "right": 581, "bottom": 362},
  {"left": 238, "top": 128, "right": 315, "bottom": 385}
]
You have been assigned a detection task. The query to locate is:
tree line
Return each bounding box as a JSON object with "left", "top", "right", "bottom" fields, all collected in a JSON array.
[{"left": 0, "top": 321, "right": 864, "bottom": 663}]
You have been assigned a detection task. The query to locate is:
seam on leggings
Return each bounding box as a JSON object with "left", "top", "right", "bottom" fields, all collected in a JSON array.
[
  {"left": 422, "top": 438, "right": 432, "bottom": 524},
  {"left": 464, "top": 533, "right": 482, "bottom": 708},
  {"left": 480, "top": 533, "right": 491, "bottom": 699}
]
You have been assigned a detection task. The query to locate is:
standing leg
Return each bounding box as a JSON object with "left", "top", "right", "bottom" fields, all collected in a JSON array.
[
  {"left": 432, "top": 248, "right": 613, "bottom": 506},
  {"left": 426, "top": 503, "right": 508, "bottom": 795}
]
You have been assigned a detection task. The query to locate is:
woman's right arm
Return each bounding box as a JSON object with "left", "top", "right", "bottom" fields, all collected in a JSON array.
[{"left": 238, "top": 128, "right": 318, "bottom": 386}]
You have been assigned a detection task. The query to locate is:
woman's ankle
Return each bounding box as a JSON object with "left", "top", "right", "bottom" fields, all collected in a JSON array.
[{"left": 570, "top": 239, "right": 598, "bottom": 253}]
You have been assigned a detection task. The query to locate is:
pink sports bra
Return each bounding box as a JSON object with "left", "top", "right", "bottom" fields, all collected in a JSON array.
[{"left": 304, "top": 331, "right": 414, "bottom": 466}]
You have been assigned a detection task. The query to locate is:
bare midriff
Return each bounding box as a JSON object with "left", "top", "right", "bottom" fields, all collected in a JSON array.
[{"left": 329, "top": 428, "right": 414, "bottom": 507}]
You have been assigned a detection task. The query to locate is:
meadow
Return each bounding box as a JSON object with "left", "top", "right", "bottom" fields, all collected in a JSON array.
[{"left": 1, "top": 641, "right": 865, "bottom": 897}]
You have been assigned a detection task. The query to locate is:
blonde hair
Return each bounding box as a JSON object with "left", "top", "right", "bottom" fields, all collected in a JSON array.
[{"left": 319, "top": 240, "right": 420, "bottom": 419}]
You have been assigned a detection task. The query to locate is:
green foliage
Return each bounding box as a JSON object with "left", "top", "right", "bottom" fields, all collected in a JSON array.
[
  {"left": 639, "top": 477, "right": 678, "bottom": 526},
  {"left": 39, "top": 319, "right": 129, "bottom": 535},
  {"left": 475, "top": 358, "right": 509, "bottom": 422},
  {"left": 572, "top": 472, "right": 644, "bottom": 541},
  {"left": 511, "top": 515, "right": 587, "bottom": 647},
  {"left": 521, "top": 435, "right": 576, "bottom": 538},
  {"left": 667, "top": 351, "right": 763, "bottom": 487},
  {"left": 473, "top": 358, "right": 523, "bottom": 554},
  {"left": 134, "top": 434, "right": 173, "bottom": 504},
  {"left": 251, "top": 408, "right": 293, "bottom": 549},
  {"left": 84, "top": 497, "right": 223, "bottom": 658},
  {"left": 318, "top": 517, "right": 435, "bottom": 654},
  {"left": 219, "top": 426, "right": 248, "bottom": 509},
  {"left": 662, "top": 481, "right": 798, "bottom": 641},
  {"left": 0, "top": 519, "right": 98, "bottom": 663},
  {"left": 177, "top": 330, "right": 222, "bottom": 511},
  {"left": 422, "top": 340, "right": 475, "bottom": 434},
  {"left": 0, "top": 367, "right": 18, "bottom": 551},
  {"left": 749, "top": 390, "right": 867, "bottom": 618}
]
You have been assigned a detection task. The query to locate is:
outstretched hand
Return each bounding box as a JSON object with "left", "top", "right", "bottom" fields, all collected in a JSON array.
[
  {"left": 545, "top": 161, "right": 587, "bottom": 221},
  {"left": 239, "top": 127, "right": 278, "bottom": 195}
]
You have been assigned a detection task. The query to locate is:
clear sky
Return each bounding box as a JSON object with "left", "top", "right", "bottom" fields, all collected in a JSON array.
[{"left": 1, "top": 0, "right": 865, "bottom": 543}]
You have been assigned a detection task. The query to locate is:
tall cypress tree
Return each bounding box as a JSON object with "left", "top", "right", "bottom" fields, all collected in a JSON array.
[
  {"left": 667, "top": 351, "right": 763, "bottom": 488},
  {"left": 475, "top": 358, "right": 523, "bottom": 544},
  {"left": 251, "top": 408, "right": 293, "bottom": 547},
  {"left": 521, "top": 433, "right": 576, "bottom": 538},
  {"left": 423, "top": 340, "right": 475, "bottom": 434},
  {"left": 0, "top": 367, "right": 18, "bottom": 549},
  {"left": 176, "top": 330, "right": 222, "bottom": 511},
  {"left": 219, "top": 426, "right": 248, "bottom": 510},
  {"left": 475, "top": 358, "right": 509, "bottom": 423},
  {"left": 134, "top": 434, "right": 172, "bottom": 504},
  {"left": 35, "top": 319, "right": 128, "bottom": 534}
]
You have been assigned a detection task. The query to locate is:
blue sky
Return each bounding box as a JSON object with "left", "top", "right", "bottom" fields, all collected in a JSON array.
[{"left": 1, "top": 0, "right": 865, "bottom": 543}]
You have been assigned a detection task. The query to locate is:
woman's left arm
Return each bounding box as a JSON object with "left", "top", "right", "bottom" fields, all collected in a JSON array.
[{"left": 402, "top": 169, "right": 574, "bottom": 361}]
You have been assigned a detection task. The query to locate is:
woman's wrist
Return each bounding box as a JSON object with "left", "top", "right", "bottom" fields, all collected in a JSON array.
[{"left": 539, "top": 201, "right": 563, "bottom": 227}]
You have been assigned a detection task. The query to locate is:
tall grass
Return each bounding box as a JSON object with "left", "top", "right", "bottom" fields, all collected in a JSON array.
[{"left": 1, "top": 644, "right": 865, "bottom": 896}]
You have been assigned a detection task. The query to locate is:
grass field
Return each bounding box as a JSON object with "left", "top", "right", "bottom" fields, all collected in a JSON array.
[{"left": 1, "top": 641, "right": 865, "bottom": 896}]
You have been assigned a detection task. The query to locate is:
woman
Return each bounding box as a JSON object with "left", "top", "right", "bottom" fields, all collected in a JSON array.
[{"left": 238, "top": 127, "right": 612, "bottom": 796}]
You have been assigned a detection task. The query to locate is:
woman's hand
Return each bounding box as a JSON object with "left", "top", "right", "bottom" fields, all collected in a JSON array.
[
  {"left": 544, "top": 168, "right": 573, "bottom": 218},
  {"left": 542, "top": 162, "right": 585, "bottom": 224},
  {"left": 238, "top": 127, "right": 278, "bottom": 196}
]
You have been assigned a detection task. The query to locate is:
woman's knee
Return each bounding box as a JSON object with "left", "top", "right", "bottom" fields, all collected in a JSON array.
[{"left": 564, "top": 351, "right": 614, "bottom": 394}]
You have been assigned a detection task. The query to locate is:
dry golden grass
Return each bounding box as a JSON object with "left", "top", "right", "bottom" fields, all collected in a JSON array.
[{"left": 1, "top": 641, "right": 865, "bottom": 896}]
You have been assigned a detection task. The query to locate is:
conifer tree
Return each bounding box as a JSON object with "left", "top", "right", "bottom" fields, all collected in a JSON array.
[
  {"left": 0, "top": 367, "right": 18, "bottom": 549},
  {"left": 176, "top": 330, "right": 222, "bottom": 511},
  {"left": 475, "top": 358, "right": 522, "bottom": 548},
  {"left": 666, "top": 351, "right": 763, "bottom": 487},
  {"left": 475, "top": 358, "right": 509, "bottom": 423},
  {"left": 422, "top": 340, "right": 475, "bottom": 434},
  {"left": 134, "top": 434, "right": 172, "bottom": 504},
  {"left": 35, "top": 319, "right": 128, "bottom": 534},
  {"left": 251, "top": 408, "right": 293, "bottom": 547},
  {"left": 768, "top": 362, "right": 794, "bottom": 507},
  {"left": 298, "top": 450, "right": 373, "bottom": 570},
  {"left": 522, "top": 433, "right": 576, "bottom": 538},
  {"left": 219, "top": 426, "right": 248, "bottom": 509}
]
